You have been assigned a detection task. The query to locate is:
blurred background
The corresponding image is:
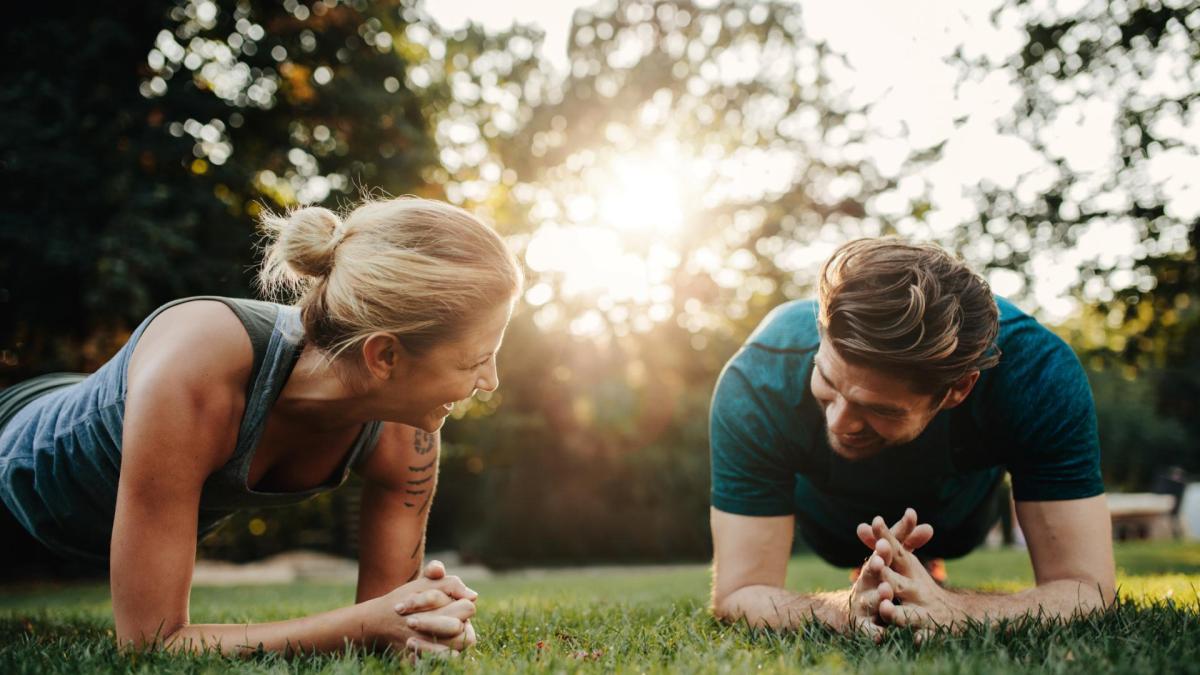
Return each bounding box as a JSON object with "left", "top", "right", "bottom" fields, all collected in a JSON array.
[{"left": 1, "top": 0, "right": 1197, "bottom": 567}]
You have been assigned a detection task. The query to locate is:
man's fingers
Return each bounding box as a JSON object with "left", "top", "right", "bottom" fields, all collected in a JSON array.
[
  {"left": 875, "top": 538, "right": 894, "bottom": 567},
  {"left": 872, "top": 518, "right": 914, "bottom": 573},
  {"left": 903, "top": 523, "right": 934, "bottom": 552},
  {"left": 856, "top": 522, "right": 876, "bottom": 550},
  {"left": 423, "top": 560, "right": 446, "bottom": 580},
  {"left": 879, "top": 599, "right": 928, "bottom": 628},
  {"left": 877, "top": 581, "right": 894, "bottom": 603},
  {"left": 877, "top": 564, "right": 912, "bottom": 600},
  {"left": 851, "top": 616, "right": 885, "bottom": 642},
  {"left": 858, "top": 553, "right": 885, "bottom": 586},
  {"left": 890, "top": 508, "right": 918, "bottom": 543},
  {"left": 395, "top": 589, "right": 453, "bottom": 615}
]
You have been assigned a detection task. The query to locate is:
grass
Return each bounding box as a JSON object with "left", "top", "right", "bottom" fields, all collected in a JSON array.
[{"left": 1, "top": 541, "right": 1198, "bottom": 673}]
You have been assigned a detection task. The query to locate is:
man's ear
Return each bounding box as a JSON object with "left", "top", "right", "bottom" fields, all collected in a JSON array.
[
  {"left": 937, "top": 370, "right": 980, "bottom": 410},
  {"left": 361, "top": 332, "right": 403, "bottom": 380}
]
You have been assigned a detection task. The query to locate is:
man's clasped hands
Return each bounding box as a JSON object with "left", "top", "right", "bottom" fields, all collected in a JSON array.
[
  {"left": 385, "top": 508, "right": 960, "bottom": 657},
  {"left": 847, "top": 508, "right": 965, "bottom": 641}
]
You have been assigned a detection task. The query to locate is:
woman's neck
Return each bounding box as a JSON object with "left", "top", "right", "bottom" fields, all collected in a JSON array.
[{"left": 273, "top": 345, "right": 375, "bottom": 430}]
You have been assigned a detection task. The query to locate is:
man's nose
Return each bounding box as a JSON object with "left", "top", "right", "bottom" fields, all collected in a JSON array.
[{"left": 825, "top": 396, "right": 864, "bottom": 435}]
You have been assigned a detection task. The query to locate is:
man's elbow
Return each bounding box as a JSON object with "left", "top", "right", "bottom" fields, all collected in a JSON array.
[
  {"left": 1093, "top": 578, "right": 1118, "bottom": 608},
  {"left": 1048, "top": 574, "right": 1117, "bottom": 610}
]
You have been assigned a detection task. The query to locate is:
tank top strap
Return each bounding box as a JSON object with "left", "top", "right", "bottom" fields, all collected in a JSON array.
[{"left": 227, "top": 304, "right": 305, "bottom": 480}]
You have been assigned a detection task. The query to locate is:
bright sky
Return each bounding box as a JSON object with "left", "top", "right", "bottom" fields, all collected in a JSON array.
[{"left": 425, "top": 0, "right": 1200, "bottom": 324}]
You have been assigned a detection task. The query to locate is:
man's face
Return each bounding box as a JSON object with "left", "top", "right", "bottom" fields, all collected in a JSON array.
[{"left": 810, "top": 338, "right": 948, "bottom": 461}]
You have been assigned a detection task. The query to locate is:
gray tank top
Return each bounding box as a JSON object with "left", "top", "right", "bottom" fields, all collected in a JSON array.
[{"left": 0, "top": 296, "right": 383, "bottom": 563}]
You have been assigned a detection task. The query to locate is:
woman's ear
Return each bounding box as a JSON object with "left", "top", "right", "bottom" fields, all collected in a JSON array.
[{"left": 361, "top": 333, "right": 403, "bottom": 380}]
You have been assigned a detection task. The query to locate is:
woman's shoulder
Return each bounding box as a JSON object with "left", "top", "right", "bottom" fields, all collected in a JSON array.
[{"left": 126, "top": 299, "right": 256, "bottom": 404}]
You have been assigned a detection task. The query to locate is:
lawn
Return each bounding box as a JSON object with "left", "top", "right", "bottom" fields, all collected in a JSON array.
[{"left": 2, "top": 541, "right": 1198, "bottom": 674}]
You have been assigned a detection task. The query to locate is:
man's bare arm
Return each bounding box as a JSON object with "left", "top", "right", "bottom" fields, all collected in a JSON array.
[
  {"left": 874, "top": 495, "right": 1116, "bottom": 628},
  {"left": 711, "top": 508, "right": 848, "bottom": 629}
]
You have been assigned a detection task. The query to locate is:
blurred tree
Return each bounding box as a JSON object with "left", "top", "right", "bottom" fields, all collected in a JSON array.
[
  {"left": 435, "top": 0, "right": 901, "bottom": 563},
  {"left": 0, "top": 0, "right": 481, "bottom": 382},
  {"left": 953, "top": 0, "right": 1200, "bottom": 482},
  {"left": 0, "top": 2, "right": 247, "bottom": 379}
]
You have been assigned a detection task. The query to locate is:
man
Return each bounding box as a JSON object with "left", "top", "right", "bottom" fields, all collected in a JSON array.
[{"left": 709, "top": 238, "right": 1115, "bottom": 636}]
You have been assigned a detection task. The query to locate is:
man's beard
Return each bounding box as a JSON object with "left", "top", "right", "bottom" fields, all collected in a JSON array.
[{"left": 826, "top": 429, "right": 889, "bottom": 461}]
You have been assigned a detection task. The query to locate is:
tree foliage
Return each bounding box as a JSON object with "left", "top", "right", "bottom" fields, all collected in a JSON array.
[{"left": 2, "top": 0, "right": 1197, "bottom": 563}]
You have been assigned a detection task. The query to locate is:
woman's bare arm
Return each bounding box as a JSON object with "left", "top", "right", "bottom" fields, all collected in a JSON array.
[
  {"left": 112, "top": 302, "right": 468, "bottom": 655},
  {"left": 355, "top": 423, "right": 440, "bottom": 603}
]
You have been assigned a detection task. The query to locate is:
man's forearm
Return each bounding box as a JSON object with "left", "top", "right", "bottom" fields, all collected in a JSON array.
[
  {"left": 715, "top": 585, "right": 849, "bottom": 631},
  {"left": 943, "top": 578, "right": 1112, "bottom": 625}
]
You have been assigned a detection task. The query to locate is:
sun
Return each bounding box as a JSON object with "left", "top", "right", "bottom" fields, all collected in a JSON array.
[
  {"left": 522, "top": 152, "right": 694, "bottom": 336},
  {"left": 596, "top": 156, "right": 686, "bottom": 234}
]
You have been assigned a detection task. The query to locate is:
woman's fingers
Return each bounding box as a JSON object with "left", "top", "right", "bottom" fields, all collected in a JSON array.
[
  {"left": 394, "top": 589, "right": 453, "bottom": 615},
  {"left": 461, "top": 620, "right": 477, "bottom": 650},
  {"left": 404, "top": 598, "right": 478, "bottom": 638},
  {"left": 423, "top": 559, "right": 446, "bottom": 580},
  {"left": 405, "top": 614, "right": 465, "bottom": 638},
  {"left": 406, "top": 636, "right": 456, "bottom": 658},
  {"left": 434, "top": 575, "right": 479, "bottom": 602},
  {"left": 434, "top": 598, "right": 478, "bottom": 621}
]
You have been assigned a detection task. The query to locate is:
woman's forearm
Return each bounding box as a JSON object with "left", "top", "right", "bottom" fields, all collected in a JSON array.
[{"left": 149, "top": 597, "right": 388, "bottom": 656}]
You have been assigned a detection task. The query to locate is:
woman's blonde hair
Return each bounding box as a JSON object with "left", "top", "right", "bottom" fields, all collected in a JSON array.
[
  {"left": 258, "top": 197, "right": 523, "bottom": 359},
  {"left": 817, "top": 238, "right": 1000, "bottom": 395}
]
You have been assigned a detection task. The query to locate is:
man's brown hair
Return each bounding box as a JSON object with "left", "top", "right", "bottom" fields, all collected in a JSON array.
[{"left": 817, "top": 238, "right": 1001, "bottom": 395}]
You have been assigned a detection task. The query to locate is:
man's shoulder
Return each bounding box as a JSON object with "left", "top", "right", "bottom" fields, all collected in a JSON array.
[
  {"left": 743, "top": 298, "right": 822, "bottom": 354},
  {"left": 714, "top": 299, "right": 819, "bottom": 423},
  {"left": 992, "top": 296, "right": 1074, "bottom": 364}
]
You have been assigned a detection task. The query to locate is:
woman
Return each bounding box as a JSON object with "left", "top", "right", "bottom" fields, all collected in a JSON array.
[{"left": 0, "top": 197, "right": 523, "bottom": 656}]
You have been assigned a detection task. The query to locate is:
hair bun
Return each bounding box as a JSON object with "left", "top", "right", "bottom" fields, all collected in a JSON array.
[{"left": 280, "top": 206, "right": 343, "bottom": 278}]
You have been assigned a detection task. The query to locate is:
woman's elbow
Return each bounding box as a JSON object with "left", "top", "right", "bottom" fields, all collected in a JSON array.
[{"left": 114, "top": 620, "right": 189, "bottom": 653}]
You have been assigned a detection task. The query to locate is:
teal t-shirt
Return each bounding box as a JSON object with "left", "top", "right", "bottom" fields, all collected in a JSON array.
[{"left": 709, "top": 297, "right": 1103, "bottom": 539}]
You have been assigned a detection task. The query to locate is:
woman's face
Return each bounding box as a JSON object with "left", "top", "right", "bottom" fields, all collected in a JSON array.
[{"left": 390, "top": 300, "right": 514, "bottom": 433}]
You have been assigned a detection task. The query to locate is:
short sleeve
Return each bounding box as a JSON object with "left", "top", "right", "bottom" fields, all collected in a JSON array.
[
  {"left": 709, "top": 361, "right": 800, "bottom": 516},
  {"left": 989, "top": 325, "right": 1104, "bottom": 502}
]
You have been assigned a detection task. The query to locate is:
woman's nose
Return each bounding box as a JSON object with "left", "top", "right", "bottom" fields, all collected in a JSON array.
[{"left": 476, "top": 359, "right": 499, "bottom": 393}]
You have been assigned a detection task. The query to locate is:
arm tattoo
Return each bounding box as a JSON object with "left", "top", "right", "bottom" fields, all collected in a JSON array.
[
  {"left": 414, "top": 430, "right": 436, "bottom": 455},
  {"left": 407, "top": 475, "right": 432, "bottom": 485},
  {"left": 409, "top": 458, "right": 436, "bottom": 472}
]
